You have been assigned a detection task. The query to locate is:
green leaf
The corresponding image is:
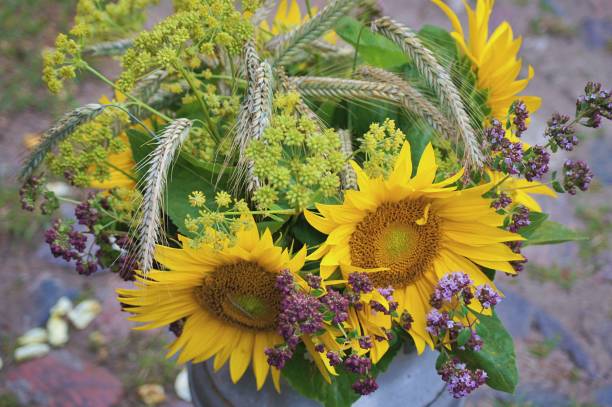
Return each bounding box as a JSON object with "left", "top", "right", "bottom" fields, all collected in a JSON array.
[
  {"left": 457, "top": 328, "right": 472, "bottom": 347},
  {"left": 127, "top": 128, "right": 229, "bottom": 237},
  {"left": 517, "top": 211, "right": 549, "bottom": 239},
  {"left": 455, "top": 312, "right": 518, "bottom": 393},
  {"left": 282, "top": 332, "right": 404, "bottom": 407},
  {"left": 335, "top": 17, "right": 408, "bottom": 69},
  {"left": 525, "top": 221, "right": 589, "bottom": 246}
]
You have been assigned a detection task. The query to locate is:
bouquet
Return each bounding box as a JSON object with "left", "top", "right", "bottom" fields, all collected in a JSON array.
[{"left": 19, "top": 0, "right": 610, "bottom": 404}]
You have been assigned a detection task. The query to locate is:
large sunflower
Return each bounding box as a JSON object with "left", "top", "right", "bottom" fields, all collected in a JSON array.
[
  {"left": 305, "top": 141, "right": 524, "bottom": 354},
  {"left": 432, "top": 0, "right": 541, "bottom": 122},
  {"left": 260, "top": 0, "right": 337, "bottom": 44},
  {"left": 117, "top": 216, "right": 335, "bottom": 390}
]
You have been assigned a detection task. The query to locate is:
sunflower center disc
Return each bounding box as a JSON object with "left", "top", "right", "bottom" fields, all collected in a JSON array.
[
  {"left": 194, "top": 261, "right": 279, "bottom": 331},
  {"left": 349, "top": 198, "right": 441, "bottom": 288}
]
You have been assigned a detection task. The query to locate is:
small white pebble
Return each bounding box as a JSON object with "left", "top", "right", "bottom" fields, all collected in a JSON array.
[
  {"left": 174, "top": 368, "right": 192, "bottom": 402},
  {"left": 47, "top": 315, "right": 69, "bottom": 347},
  {"left": 68, "top": 299, "right": 102, "bottom": 330},
  {"left": 17, "top": 327, "right": 48, "bottom": 345},
  {"left": 50, "top": 296, "right": 73, "bottom": 317},
  {"left": 14, "top": 343, "right": 50, "bottom": 362}
]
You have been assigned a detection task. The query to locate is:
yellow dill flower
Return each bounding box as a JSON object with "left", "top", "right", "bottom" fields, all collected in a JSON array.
[
  {"left": 261, "top": 0, "right": 337, "bottom": 44},
  {"left": 487, "top": 170, "right": 556, "bottom": 212},
  {"left": 118, "top": 215, "right": 339, "bottom": 390},
  {"left": 305, "top": 141, "right": 524, "bottom": 355},
  {"left": 432, "top": 0, "right": 541, "bottom": 121}
]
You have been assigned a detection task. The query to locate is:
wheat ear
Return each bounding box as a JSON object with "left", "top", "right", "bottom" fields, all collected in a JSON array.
[
  {"left": 338, "top": 129, "right": 357, "bottom": 190},
  {"left": 272, "top": 0, "right": 357, "bottom": 66},
  {"left": 251, "top": 0, "right": 277, "bottom": 25},
  {"left": 356, "top": 66, "right": 456, "bottom": 140},
  {"left": 371, "top": 17, "right": 483, "bottom": 167},
  {"left": 83, "top": 38, "right": 134, "bottom": 57},
  {"left": 20, "top": 104, "right": 105, "bottom": 180},
  {"left": 137, "top": 118, "right": 192, "bottom": 274}
]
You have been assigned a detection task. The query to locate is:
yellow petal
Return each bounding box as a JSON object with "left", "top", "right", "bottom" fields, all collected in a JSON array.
[{"left": 230, "top": 331, "right": 254, "bottom": 383}]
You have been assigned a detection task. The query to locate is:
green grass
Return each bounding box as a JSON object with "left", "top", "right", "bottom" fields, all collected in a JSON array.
[
  {"left": 0, "top": 182, "right": 47, "bottom": 245},
  {"left": 527, "top": 263, "right": 577, "bottom": 291},
  {"left": 576, "top": 203, "right": 611, "bottom": 274},
  {"left": 527, "top": 336, "right": 560, "bottom": 359},
  {"left": 0, "top": 0, "right": 74, "bottom": 115}
]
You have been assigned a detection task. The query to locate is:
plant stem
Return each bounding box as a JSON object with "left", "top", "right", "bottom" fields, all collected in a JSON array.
[
  {"left": 82, "top": 63, "right": 172, "bottom": 122},
  {"left": 176, "top": 65, "right": 220, "bottom": 140}
]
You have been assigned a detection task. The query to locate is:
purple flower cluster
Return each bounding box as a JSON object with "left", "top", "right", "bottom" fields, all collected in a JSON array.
[
  {"left": 562, "top": 160, "right": 594, "bottom": 195},
  {"left": 545, "top": 113, "right": 578, "bottom": 151},
  {"left": 400, "top": 310, "right": 414, "bottom": 330},
  {"left": 429, "top": 272, "right": 473, "bottom": 309},
  {"left": 512, "top": 100, "right": 529, "bottom": 137},
  {"left": 352, "top": 377, "right": 379, "bottom": 395},
  {"left": 358, "top": 335, "right": 373, "bottom": 350},
  {"left": 507, "top": 241, "right": 527, "bottom": 274},
  {"left": 438, "top": 359, "right": 488, "bottom": 399},
  {"left": 344, "top": 354, "right": 371, "bottom": 375},
  {"left": 475, "top": 285, "right": 502, "bottom": 309},
  {"left": 75, "top": 197, "right": 100, "bottom": 229},
  {"left": 44, "top": 219, "right": 97, "bottom": 275},
  {"left": 264, "top": 346, "right": 293, "bottom": 369},
  {"left": 276, "top": 270, "right": 324, "bottom": 348},
  {"left": 348, "top": 272, "right": 373, "bottom": 294},
  {"left": 370, "top": 286, "right": 398, "bottom": 315},
  {"left": 19, "top": 176, "right": 59, "bottom": 215},
  {"left": 491, "top": 193, "right": 512, "bottom": 210},
  {"left": 484, "top": 119, "right": 506, "bottom": 148},
  {"left": 508, "top": 206, "right": 530, "bottom": 233},
  {"left": 306, "top": 273, "right": 322, "bottom": 289},
  {"left": 576, "top": 82, "right": 611, "bottom": 128},
  {"left": 524, "top": 145, "right": 550, "bottom": 181},
  {"left": 321, "top": 290, "right": 349, "bottom": 325},
  {"left": 485, "top": 119, "right": 523, "bottom": 175},
  {"left": 326, "top": 351, "right": 342, "bottom": 366},
  {"left": 426, "top": 309, "right": 453, "bottom": 337}
]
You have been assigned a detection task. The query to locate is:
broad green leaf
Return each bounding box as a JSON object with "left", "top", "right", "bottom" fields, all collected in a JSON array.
[
  {"left": 525, "top": 220, "right": 589, "bottom": 246},
  {"left": 455, "top": 312, "right": 518, "bottom": 393},
  {"left": 335, "top": 17, "right": 408, "bottom": 69},
  {"left": 127, "top": 128, "right": 229, "bottom": 237}
]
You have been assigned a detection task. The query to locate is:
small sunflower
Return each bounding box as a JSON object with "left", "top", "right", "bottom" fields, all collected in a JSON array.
[
  {"left": 261, "top": 0, "right": 337, "bottom": 44},
  {"left": 305, "top": 141, "right": 524, "bottom": 354},
  {"left": 488, "top": 170, "right": 556, "bottom": 212},
  {"left": 118, "top": 216, "right": 332, "bottom": 390},
  {"left": 432, "top": 0, "right": 541, "bottom": 121}
]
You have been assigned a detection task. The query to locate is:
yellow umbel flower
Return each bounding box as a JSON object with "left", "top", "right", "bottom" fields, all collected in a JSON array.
[
  {"left": 305, "top": 141, "right": 524, "bottom": 354},
  {"left": 488, "top": 170, "right": 556, "bottom": 212},
  {"left": 117, "top": 215, "right": 337, "bottom": 391},
  {"left": 432, "top": 0, "right": 541, "bottom": 121},
  {"left": 261, "top": 0, "right": 337, "bottom": 44}
]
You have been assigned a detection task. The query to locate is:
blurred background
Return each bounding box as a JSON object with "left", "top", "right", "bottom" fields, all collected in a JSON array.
[{"left": 0, "top": 0, "right": 610, "bottom": 406}]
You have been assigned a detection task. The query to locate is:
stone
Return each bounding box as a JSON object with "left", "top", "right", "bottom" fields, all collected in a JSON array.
[
  {"left": 534, "top": 312, "right": 597, "bottom": 378},
  {"left": 138, "top": 384, "right": 166, "bottom": 406},
  {"left": 595, "top": 385, "right": 612, "bottom": 407},
  {"left": 174, "top": 368, "right": 191, "bottom": 402},
  {"left": 68, "top": 299, "right": 102, "bottom": 330},
  {"left": 31, "top": 277, "right": 79, "bottom": 326},
  {"left": 14, "top": 343, "right": 50, "bottom": 362},
  {"left": 47, "top": 316, "right": 69, "bottom": 347},
  {"left": 494, "top": 288, "right": 536, "bottom": 339},
  {"left": 6, "top": 351, "right": 123, "bottom": 407},
  {"left": 494, "top": 384, "right": 571, "bottom": 407},
  {"left": 50, "top": 296, "right": 73, "bottom": 317},
  {"left": 17, "top": 327, "right": 48, "bottom": 346}
]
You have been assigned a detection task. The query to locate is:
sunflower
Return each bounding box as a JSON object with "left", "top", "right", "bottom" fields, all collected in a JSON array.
[
  {"left": 432, "top": 0, "right": 541, "bottom": 122},
  {"left": 260, "top": 0, "right": 337, "bottom": 44},
  {"left": 117, "top": 215, "right": 338, "bottom": 390},
  {"left": 305, "top": 141, "right": 524, "bottom": 354},
  {"left": 488, "top": 170, "right": 556, "bottom": 212},
  {"left": 89, "top": 94, "right": 137, "bottom": 190}
]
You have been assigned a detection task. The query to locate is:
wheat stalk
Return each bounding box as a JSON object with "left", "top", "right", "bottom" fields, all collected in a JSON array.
[
  {"left": 356, "top": 66, "right": 456, "bottom": 140},
  {"left": 338, "top": 129, "right": 357, "bottom": 190},
  {"left": 83, "top": 38, "right": 134, "bottom": 57},
  {"left": 20, "top": 104, "right": 106, "bottom": 180},
  {"left": 251, "top": 0, "right": 277, "bottom": 25},
  {"left": 137, "top": 118, "right": 192, "bottom": 274},
  {"left": 371, "top": 17, "right": 483, "bottom": 167},
  {"left": 272, "top": 0, "right": 357, "bottom": 66},
  {"left": 292, "top": 76, "right": 402, "bottom": 100}
]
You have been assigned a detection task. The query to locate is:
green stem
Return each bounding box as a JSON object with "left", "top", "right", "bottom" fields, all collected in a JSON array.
[
  {"left": 223, "top": 209, "right": 299, "bottom": 216},
  {"left": 176, "top": 65, "right": 220, "bottom": 140},
  {"left": 57, "top": 196, "right": 82, "bottom": 205},
  {"left": 82, "top": 63, "right": 172, "bottom": 122}
]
